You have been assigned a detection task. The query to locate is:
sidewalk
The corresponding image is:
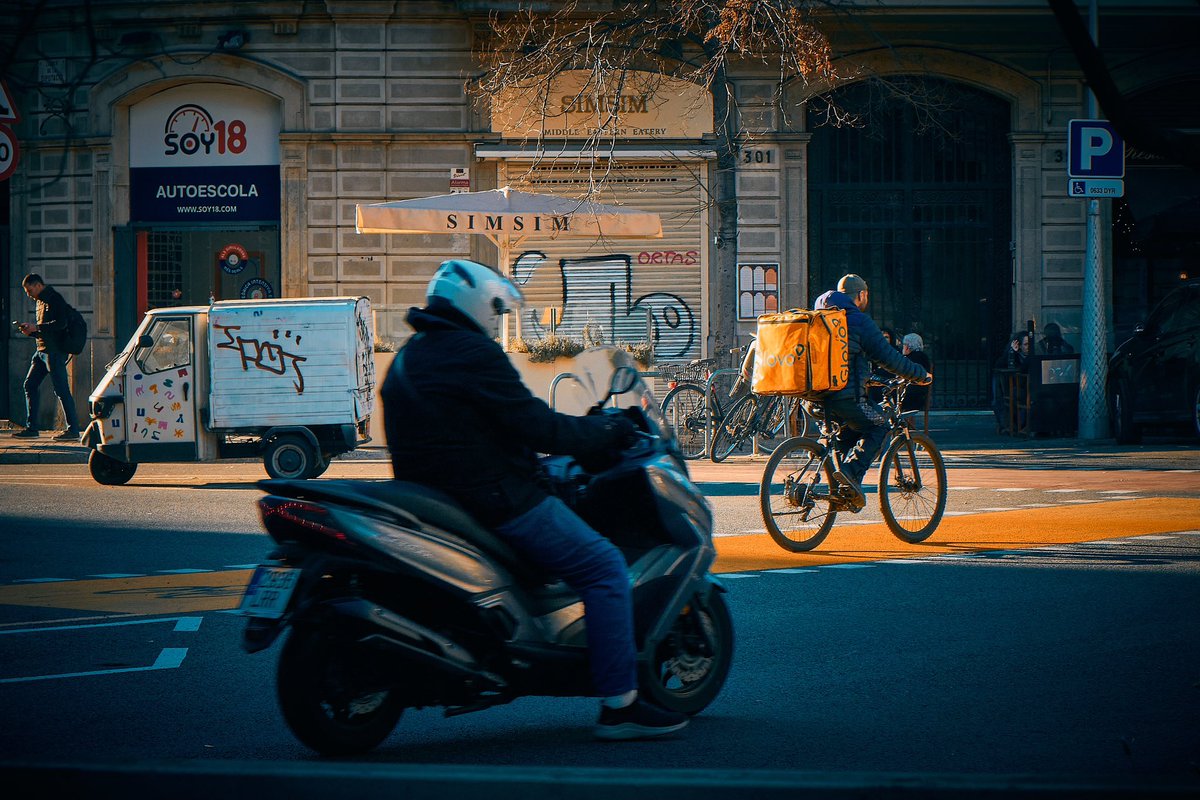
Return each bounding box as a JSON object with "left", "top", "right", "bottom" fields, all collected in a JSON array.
[{"left": 2, "top": 412, "right": 1196, "bottom": 470}]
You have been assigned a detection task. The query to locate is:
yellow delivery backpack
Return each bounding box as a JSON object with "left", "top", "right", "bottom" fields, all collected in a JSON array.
[{"left": 751, "top": 308, "right": 850, "bottom": 397}]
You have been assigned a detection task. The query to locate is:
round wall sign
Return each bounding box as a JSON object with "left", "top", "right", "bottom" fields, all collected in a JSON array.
[
  {"left": 219, "top": 243, "right": 249, "bottom": 274},
  {"left": 240, "top": 277, "right": 274, "bottom": 300}
]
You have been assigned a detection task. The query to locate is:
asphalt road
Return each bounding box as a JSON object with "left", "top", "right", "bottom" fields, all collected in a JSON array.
[{"left": 1, "top": 460, "right": 1198, "bottom": 797}]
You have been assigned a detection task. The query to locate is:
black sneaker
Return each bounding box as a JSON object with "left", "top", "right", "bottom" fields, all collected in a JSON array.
[
  {"left": 53, "top": 428, "right": 82, "bottom": 442},
  {"left": 831, "top": 470, "right": 866, "bottom": 513},
  {"left": 11, "top": 428, "right": 39, "bottom": 438},
  {"left": 594, "top": 698, "right": 689, "bottom": 741}
]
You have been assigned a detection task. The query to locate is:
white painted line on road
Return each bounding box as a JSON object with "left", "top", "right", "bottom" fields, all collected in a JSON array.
[
  {"left": 979, "top": 507, "right": 1017, "bottom": 512},
  {"left": 88, "top": 573, "right": 144, "bottom": 579},
  {"left": 1099, "top": 490, "right": 1138, "bottom": 494},
  {"left": 1174, "top": 530, "right": 1200, "bottom": 536},
  {"left": 717, "top": 573, "right": 761, "bottom": 579},
  {"left": 0, "top": 616, "right": 204, "bottom": 635},
  {"left": 157, "top": 569, "right": 210, "bottom": 575},
  {"left": 224, "top": 564, "right": 259, "bottom": 569},
  {"left": 768, "top": 568, "right": 818, "bottom": 574},
  {"left": 0, "top": 647, "right": 188, "bottom": 684},
  {"left": 1019, "top": 503, "right": 1056, "bottom": 508},
  {"left": 823, "top": 563, "right": 874, "bottom": 569},
  {"left": 948, "top": 486, "right": 980, "bottom": 491},
  {"left": 1062, "top": 499, "right": 1097, "bottom": 504},
  {"left": 1045, "top": 489, "right": 1086, "bottom": 493},
  {"left": 994, "top": 488, "right": 1032, "bottom": 493},
  {"left": 877, "top": 559, "right": 931, "bottom": 564},
  {"left": 174, "top": 617, "right": 203, "bottom": 632},
  {"left": 944, "top": 511, "right": 973, "bottom": 516},
  {"left": 12, "top": 578, "right": 70, "bottom": 584},
  {"left": 1130, "top": 535, "right": 1176, "bottom": 540},
  {"left": 1166, "top": 469, "right": 1198, "bottom": 473}
]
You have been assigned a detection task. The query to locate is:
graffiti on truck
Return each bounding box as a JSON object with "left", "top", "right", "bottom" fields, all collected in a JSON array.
[{"left": 214, "top": 323, "right": 308, "bottom": 394}]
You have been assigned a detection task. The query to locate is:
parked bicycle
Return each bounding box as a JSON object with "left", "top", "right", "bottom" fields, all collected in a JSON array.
[
  {"left": 658, "top": 355, "right": 728, "bottom": 460},
  {"left": 659, "top": 343, "right": 813, "bottom": 461},
  {"left": 759, "top": 377, "right": 947, "bottom": 552}
]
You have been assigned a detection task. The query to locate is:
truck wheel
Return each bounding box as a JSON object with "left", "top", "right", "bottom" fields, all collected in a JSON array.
[
  {"left": 264, "top": 434, "right": 318, "bottom": 480},
  {"left": 89, "top": 450, "right": 137, "bottom": 486}
]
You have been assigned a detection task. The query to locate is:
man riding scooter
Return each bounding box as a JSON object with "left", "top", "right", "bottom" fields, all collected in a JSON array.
[{"left": 381, "top": 258, "right": 689, "bottom": 740}]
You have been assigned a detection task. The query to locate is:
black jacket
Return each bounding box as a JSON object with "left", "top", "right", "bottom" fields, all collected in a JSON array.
[
  {"left": 813, "top": 290, "right": 929, "bottom": 402},
  {"left": 382, "top": 303, "right": 631, "bottom": 527},
  {"left": 32, "top": 285, "right": 69, "bottom": 353}
]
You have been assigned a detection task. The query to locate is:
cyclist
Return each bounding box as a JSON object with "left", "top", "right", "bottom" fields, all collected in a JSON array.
[{"left": 814, "top": 274, "right": 932, "bottom": 511}]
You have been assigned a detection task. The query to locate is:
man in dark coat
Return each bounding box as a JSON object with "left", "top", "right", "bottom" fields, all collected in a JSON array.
[
  {"left": 12, "top": 273, "right": 81, "bottom": 440},
  {"left": 814, "top": 274, "right": 931, "bottom": 510},
  {"left": 382, "top": 259, "right": 688, "bottom": 741},
  {"left": 1037, "top": 322, "right": 1075, "bottom": 355}
]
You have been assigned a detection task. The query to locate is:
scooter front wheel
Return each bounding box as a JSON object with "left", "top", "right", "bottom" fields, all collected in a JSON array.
[
  {"left": 639, "top": 589, "right": 733, "bottom": 715},
  {"left": 277, "top": 626, "right": 405, "bottom": 756}
]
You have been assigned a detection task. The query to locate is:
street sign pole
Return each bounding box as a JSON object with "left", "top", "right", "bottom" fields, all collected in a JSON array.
[{"left": 1077, "top": 0, "right": 1110, "bottom": 440}]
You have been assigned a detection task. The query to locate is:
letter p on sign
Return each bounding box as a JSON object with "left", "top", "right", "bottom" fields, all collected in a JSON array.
[{"left": 1068, "top": 119, "right": 1124, "bottom": 179}]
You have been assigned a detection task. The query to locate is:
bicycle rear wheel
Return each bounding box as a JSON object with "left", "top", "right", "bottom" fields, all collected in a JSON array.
[
  {"left": 660, "top": 383, "right": 710, "bottom": 460},
  {"left": 710, "top": 394, "right": 759, "bottom": 463},
  {"left": 760, "top": 437, "right": 837, "bottom": 551},
  {"left": 878, "top": 431, "right": 947, "bottom": 543}
]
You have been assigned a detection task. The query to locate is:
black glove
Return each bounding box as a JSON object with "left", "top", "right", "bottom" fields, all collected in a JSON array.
[{"left": 574, "top": 415, "right": 636, "bottom": 473}]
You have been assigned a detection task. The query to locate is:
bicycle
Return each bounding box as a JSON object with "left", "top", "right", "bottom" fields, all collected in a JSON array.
[
  {"left": 759, "top": 377, "right": 947, "bottom": 552},
  {"left": 658, "top": 355, "right": 727, "bottom": 460},
  {"left": 708, "top": 392, "right": 803, "bottom": 463},
  {"left": 660, "top": 344, "right": 814, "bottom": 461}
]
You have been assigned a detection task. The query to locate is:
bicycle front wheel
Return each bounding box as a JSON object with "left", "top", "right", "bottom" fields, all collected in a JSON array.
[
  {"left": 710, "top": 393, "right": 759, "bottom": 463},
  {"left": 661, "top": 383, "right": 710, "bottom": 460},
  {"left": 878, "top": 431, "right": 947, "bottom": 543},
  {"left": 760, "top": 437, "right": 837, "bottom": 552}
]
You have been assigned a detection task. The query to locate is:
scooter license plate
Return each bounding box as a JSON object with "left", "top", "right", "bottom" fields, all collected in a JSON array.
[{"left": 239, "top": 566, "right": 300, "bottom": 619}]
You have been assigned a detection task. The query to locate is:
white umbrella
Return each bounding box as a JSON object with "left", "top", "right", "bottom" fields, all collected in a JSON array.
[{"left": 356, "top": 187, "right": 664, "bottom": 343}]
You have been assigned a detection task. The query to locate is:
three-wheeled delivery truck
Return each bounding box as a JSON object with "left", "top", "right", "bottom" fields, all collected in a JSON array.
[{"left": 83, "top": 296, "right": 375, "bottom": 485}]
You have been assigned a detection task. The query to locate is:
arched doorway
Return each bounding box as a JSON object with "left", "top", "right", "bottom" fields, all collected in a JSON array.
[{"left": 807, "top": 78, "right": 1012, "bottom": 408}]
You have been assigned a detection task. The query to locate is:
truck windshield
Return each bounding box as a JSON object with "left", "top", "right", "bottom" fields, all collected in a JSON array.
[{"left": 137, "top": 318, "right": 192, "bottom": 374}]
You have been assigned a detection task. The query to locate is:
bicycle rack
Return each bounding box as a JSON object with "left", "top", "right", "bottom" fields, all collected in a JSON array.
[{"left": 548, "top": 371, "right": 587, "bottom": 411}]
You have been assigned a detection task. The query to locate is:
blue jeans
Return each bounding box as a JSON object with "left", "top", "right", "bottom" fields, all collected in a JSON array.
[
  {"left": 23, "top": 351, "right": 80, "bottom": 431},
  {"left": 824, "top": 395, "right": 888, "bottom": 485},
  {"left": 495, "top": 496, "right": 637, "bottom": 697}
]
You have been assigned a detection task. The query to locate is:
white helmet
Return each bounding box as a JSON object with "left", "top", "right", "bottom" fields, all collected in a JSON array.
[{"left": 426, "top": 259, "right": 524, "bottom": 332}]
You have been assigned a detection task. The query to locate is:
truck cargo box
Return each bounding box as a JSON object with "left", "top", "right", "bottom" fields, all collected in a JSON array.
[{"left": 206, "top": 297, "right": 375, "bottom": 430}]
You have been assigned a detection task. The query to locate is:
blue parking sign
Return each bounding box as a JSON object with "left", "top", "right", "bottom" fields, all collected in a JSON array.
[{"left": 1068, "top": 120, "right": 1124, "bottom": 178}]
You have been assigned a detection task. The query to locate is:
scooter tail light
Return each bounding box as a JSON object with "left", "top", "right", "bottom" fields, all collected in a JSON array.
[{"left": 258, "top": 496, "right": 350, "bottom": 545}]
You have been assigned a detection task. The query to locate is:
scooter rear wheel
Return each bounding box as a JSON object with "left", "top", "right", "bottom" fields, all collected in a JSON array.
[
  {"left": 639, "top": 590, "right": 733, "bottom": 715},
  {"left": 277, "top": 626, "right": 405, "bottom": 756}
]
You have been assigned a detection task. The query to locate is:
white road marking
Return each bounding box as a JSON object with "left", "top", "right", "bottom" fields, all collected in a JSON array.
[
  {"left": 0, "top": 616, "right": 204, "bottom": 635},
  {"left": 1045, "top": 488, "right": 1086, "bottom": 493},
  {"left": 994, "top": 488, "right": 1032, "bottom": 493},
  {"left": 0, "top": 647, "right": 188, "bottom": 684}
]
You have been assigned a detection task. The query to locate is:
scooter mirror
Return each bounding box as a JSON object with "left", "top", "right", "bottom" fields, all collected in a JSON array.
[
  {"left": 608, "top": 365, "right": 639, "bottom": 396},
  {"left": 138, "top": 334, "right": 154, "bottom": 348}
]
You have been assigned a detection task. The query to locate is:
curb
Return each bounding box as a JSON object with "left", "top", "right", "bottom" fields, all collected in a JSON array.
[{"left": 4, "top": 761, "right": 1196, "bottom": 800}]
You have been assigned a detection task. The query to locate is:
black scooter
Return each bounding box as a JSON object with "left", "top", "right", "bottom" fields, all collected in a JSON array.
[{"left": 239, "top": 358, "right": 733, "bottom": 755}]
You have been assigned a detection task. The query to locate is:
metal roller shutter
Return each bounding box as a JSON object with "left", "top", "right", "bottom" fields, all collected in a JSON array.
[{"left": 501, "top": 160, "right": 708, "bottom": 362}]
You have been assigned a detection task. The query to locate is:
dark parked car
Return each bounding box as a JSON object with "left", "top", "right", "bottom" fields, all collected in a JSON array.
[{"left": 1108, "top": 281, "right": 1200, "bottom": 443}]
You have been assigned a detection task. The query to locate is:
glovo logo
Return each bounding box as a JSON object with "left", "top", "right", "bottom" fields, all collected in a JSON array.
[
  {"left": 162, "top": 103, "right": 248, "bottom": 157},
  {"left": 763, "top": 342, "right": 806, "bottom": 367}
]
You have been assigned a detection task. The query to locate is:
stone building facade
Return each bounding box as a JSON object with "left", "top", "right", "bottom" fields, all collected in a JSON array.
[{"left": 1, "top": 0, "right": 1197, "bottom": 425}]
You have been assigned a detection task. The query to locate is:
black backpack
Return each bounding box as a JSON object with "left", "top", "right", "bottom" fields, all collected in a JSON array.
[{"left": 61, "top": 304, "right": 88, "bottom": 355}]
